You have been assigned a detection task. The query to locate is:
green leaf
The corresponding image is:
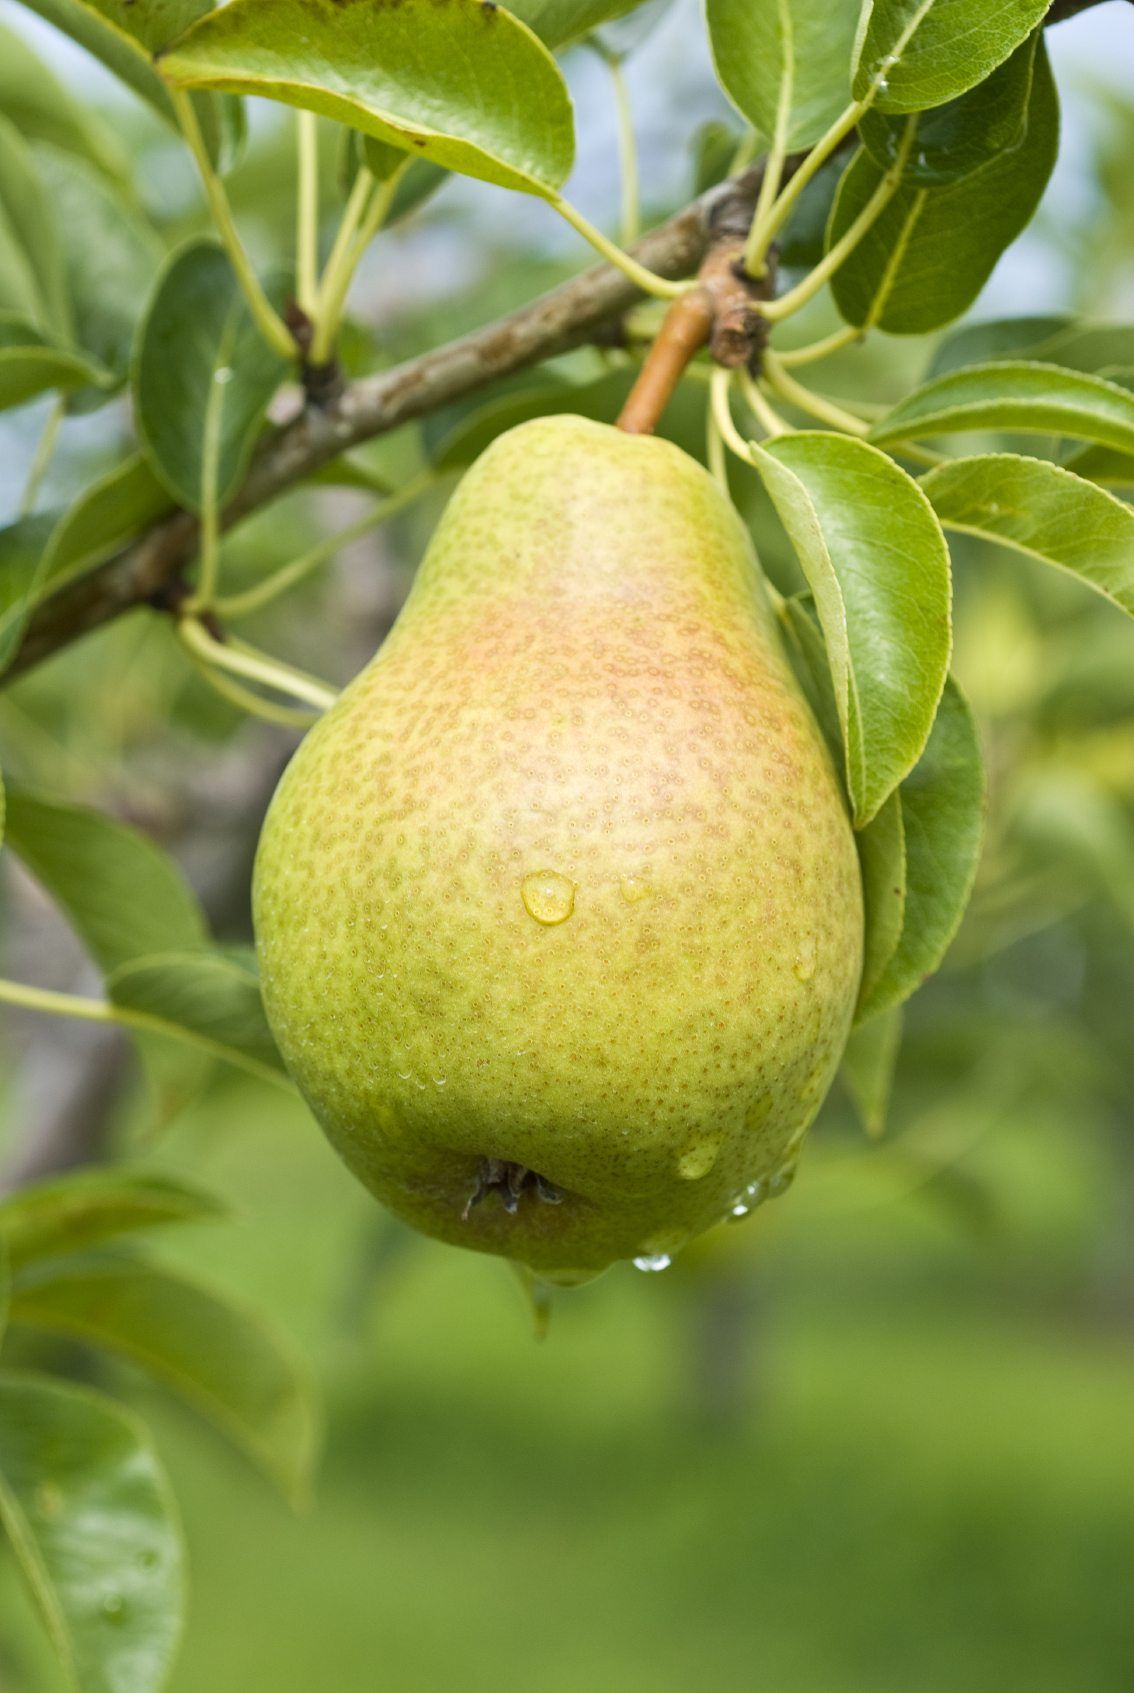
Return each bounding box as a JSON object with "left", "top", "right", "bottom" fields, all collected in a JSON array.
[
  {"left": 0, "top": 513, "right": 58, "bottom": 676},
  {"left": 0, "top": 1170, "right": 223, "bottom": 1271},
  {"left": 870, "top": 360, "right": 1134, "bottom": 454},
  {"left": 105, "top": 950, "right": 287, "bottom": 1080},
  {"left": 855, "top": 787, "right": 906, "bottom": 1014},
  {"left": 930, "top": 317, "right": 1134, "bottom": 379},
  {"left": 859, "top": 31, "right": 1037, "bottom": 187},
  {"left": 0, "top": 19, "right": 128, "bottom": 181},
  {"left": 133, "top": 240, "right": 289, "bottom": 512},
  {"left": 830, "top": 42, "right": 1057, "bottom": 335},
  {"left": 856, "top": 678, "right": 985, "bottom": 1020},
  {"left": 750, "top": 430, "right": 952, "bottom": 825},
  {"left": 507, "top": 0, "right": 650, "bottom": 49},
  {"left": 0, "top": 113, "right": 69, "bottom": 335},
  {"left": 0, "top": 1371, "right": 183, "bottom": 1693},
  {"left": 706, "top": 0, "right": 862, "bottom": 150},
  {"left": 160, "top": 0, "right": 575, "bottom": 199},
  {"left": 3, "top": 789, "right": 207, "bottom": 977},
  {"left": 841, "top": 1005, "right": 903, "bottom": 1138},
  {"left": 9, "top": 0, "right": 228, "bottom": 164},
  {"left": 0, "top": 1237, "right": 9, "bottom": 1352},
  {"left": 592, "top": 0, "right": 674, "bottom": 58},
  {"left": 40, "top": 455, "right": 173, "bottom": 596},
  {"left": 852, "top": 0, "right": 1049, "bottom": 113},
  {"left": 0, "top": 317, "right": 109, "bottom": 412},
  {"left": 776, "top": 592, "right": 842, "bottom": 765},
  {"left": 920, "top": 454, "right": 1134, "bottom": 619},
  {"left": 36, "top": 147, "right": 165, "bottom": 404},
  {"left": 10, "top": 1258, "right": 317, "bottom": 1505}
]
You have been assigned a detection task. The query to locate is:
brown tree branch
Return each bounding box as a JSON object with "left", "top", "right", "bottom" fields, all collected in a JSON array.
[{"left": 10, "top": 167, "right": 767, "bottom": 679}]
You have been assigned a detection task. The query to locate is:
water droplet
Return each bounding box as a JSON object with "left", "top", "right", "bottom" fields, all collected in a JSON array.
[
  {"left": 633, "top": 1253, "right": 671, "bottom": 1273},
  {"left": 677, "top": 1138, "right": 720, "bottom": 1181},
  {"left": 793, "top": 934, "right": 818, "bottom": 983},
  {"left": 101, "top": 1593, "right": 126, "bottom": 1622},
  {"left": 767, "top": 1162, "right": 797, "bottom": 1198},
  {"left": 877, "top": 76, "right": 889, "bottom": 93},
  {"left": 620, "top": 874, "right": 651, "bottom": 904},
  {"left": 728, "top": 1176, "right": 766, "bottom": 1221},
  {"left": 521, "top": 869, "right": 575, "bottom": 925},
  {"left": 213, "top": 366, "right": 233, "bottom": 385},
  {"left": 433, "top": 1075, "right": 447, "bottom": 1088}
]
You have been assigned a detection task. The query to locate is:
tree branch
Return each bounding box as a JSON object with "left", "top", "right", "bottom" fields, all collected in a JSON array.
[{"left": 11, "top": 167, "right": 766, "bottom": 679}]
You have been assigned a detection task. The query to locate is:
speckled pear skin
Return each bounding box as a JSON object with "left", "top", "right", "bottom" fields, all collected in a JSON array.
[{"left": 253, "top": 417, "right": 863, "bottom": 1279}]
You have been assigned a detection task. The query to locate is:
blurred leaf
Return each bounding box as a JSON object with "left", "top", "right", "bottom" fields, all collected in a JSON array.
[
  {"left": 40, "top": 455, "right": 173, "bottom": 596},
  {"left": 852, "top": 0, "right": 1048, "bottom": 112},
  {"left": 1017, "top": 772, "right": 1134, "bottom": 937},
  {"left": 0, "top": 113, "right": 69, "bottom": 334},
  {"left": 750, "top": 430, "right": 952, "bottom": 825},
  {"left": 0, "top": 1371, "right": 183, "bottom": 1693},
  {"left": 508, "top": 0, "right": 651, "bottom": 49},
  {"left": 11, "top": 1258, "right": 318, "bottom": 1505},
  {"left": 706, "top": 0, "right": 861, "bottom": 150},
  {"left": 160, "top": 0, "right": 576, "bottom": 199},
  {"left": 338, "top": 129, "right": 448, "bottom": 226},
  {"left": 134, "top": 240, "right": 289, "bottom": 512},
  {"left": 592, "top": 0, "right": 674, "bottom": 57},
  {"left": 0, "top": 513, "right": 58, "bottom": 677},
  {"left": 0, "top": 1170, "right": 223, "bottom": 1271},
  {"left": 831, "top": 44, "right": 1057, "bottom": 335},
  {"left": 689, "top": 119, "right": 741, "bottom": 195},
  {"left": 3, "top": 789, "right": 207, "bottom": 976},
  {"left": 105, "top": 950, "right": 287, "bottom": 1081},
  {"left": 0, "top": 317, "right": 109, "bottom": 412},
  {"left": 841, "top": 1004, "right": 903, "bottom": 1137},
  {"left": 870, "top": 360, "right": 1134, "bottom": 454},
  {"left": 857, "top": 678, "right": 985, "bottom": 1019},
  {"left": 855, "top": 788, "right": 906, "bottom": 1015},
  {"left": 776, "top": 153, "right": 843, "bottom": 270},
  {"left": 0, "top": 19, "right": 127, "bottom": 181},
  {"left": 0, "top": 1237, "right": 8, "bottom": 1351},
  {"left": 921, "top": 455, "right": 1134, "bottom": 618},
  {"left": 36, "top": 146, "right": 164, "bottom": 405},
  {"left": 859, "top": 32, "right": 1037, "bottom": 187},
  {"left": 11, "top": 0, "right": 230, "bottom": 164},
  {"left": 931, "top": 318, "right": 1134, "bottom": 380}
]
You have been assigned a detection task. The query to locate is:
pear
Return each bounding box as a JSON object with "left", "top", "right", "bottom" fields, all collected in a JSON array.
[{"left": 253, "top": 416, "right": 863, "bottom": 1281}]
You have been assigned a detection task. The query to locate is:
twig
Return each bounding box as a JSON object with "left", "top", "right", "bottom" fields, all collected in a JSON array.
[{"left": 10, "top": 166, "right": 770, "bottom": 679}]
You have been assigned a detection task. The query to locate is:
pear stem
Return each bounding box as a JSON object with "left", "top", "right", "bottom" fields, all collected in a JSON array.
[{"left": 616, "top": 288, "right": 714, "bottom": 433}]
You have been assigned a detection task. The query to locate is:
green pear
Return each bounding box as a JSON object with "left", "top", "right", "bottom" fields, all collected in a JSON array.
[{"left": 253, "top": 416, "right": 863, "bottom": 1281}]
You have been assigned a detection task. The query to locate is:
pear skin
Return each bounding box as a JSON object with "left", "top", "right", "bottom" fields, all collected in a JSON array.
[{"left": 253, "top": 417, "right": 863, "bottom": 1280}]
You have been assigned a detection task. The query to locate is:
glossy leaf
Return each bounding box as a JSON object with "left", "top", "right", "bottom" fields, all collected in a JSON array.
[
  {"left": 856, "top": 678, "right": 985, "bottom": 1020},
  {"left": 852, "top": 0, "right": 1049, "bottom": 113},
  {"left": 0, "top": 317, "right": 108, "bottom": 412},
  {"left": 160, "top": 0, "right": 575, "bottom": 199},
  {"left": 105, "top": 950, "right": 287, "bottom": 1080},
  {"left": 0, "top": 19, "right": 127, "bottom": 180},
  {"left": 0, "top": 1371, "right": 183, "bottom": 1693},
  {"left": 0, "top": 1169, "right": 222, "bottom": 1270},
  {"left": 855, "top": 787, "right": 906, "bottom": 1014},
  {"left": 0, "top": 114, "right": 69, "bottom": 334},
  {"left": 0, "top": 514, "right": 57, "bottom": 676},
  {"left": 3, "top": 789, "right": 207, "bottom": 976},
  {"left": 11, "top": 1258, "right": 317, "bottom": 1504},
  {"left": 859, "top": 32, "right": 1037, "bottom": 187},
  {"left": 841, "top": 1005, "right": 903, "bottom": 1138},
  {"left": 706, "top": 0, "right": 862, "bottom": 151},
  {"left": 36, "top": 147, "right": 164, "bottom": 402},
  {"left": 920, "top": 454, "right": 1134, "bottom": 619},
  {"left": 751, "top": 430, "right": 952, "bottom": 825},
  {"left": 133, "top": 240, "right": 289, "bottom": 512},
  {"left": 831, "top": 43, "right": 1057, "bottom": 335},
  {"left": 776, "top": 592, "right": 842, "bottom": 766},
  {"left": 870, "top": 360, "right": 1134, "bottom": 454}
]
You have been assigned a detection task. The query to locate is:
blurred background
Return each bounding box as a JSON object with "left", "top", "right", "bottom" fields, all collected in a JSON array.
[{"left": 2, "top": 1, "right": 1134, "bottom": 1688}]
